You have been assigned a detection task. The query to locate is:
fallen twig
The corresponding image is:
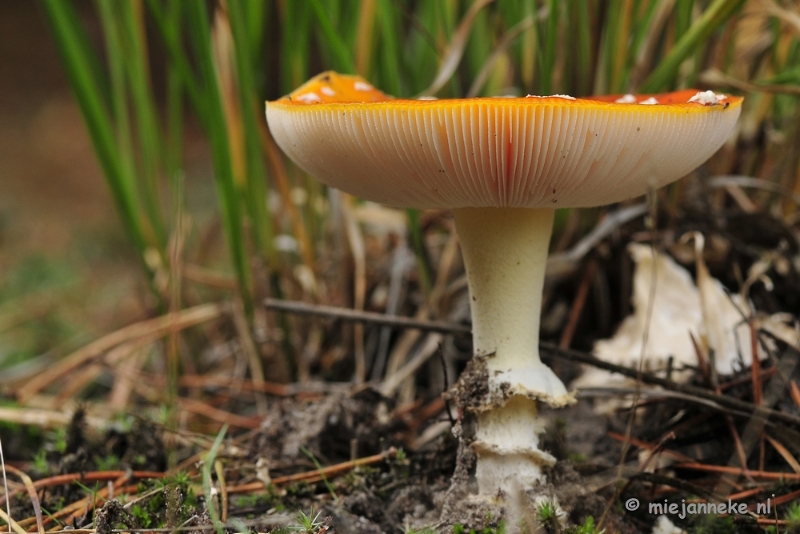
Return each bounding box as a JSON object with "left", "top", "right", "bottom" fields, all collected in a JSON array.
[
  {"left": 4, "top": 465, "right": 44, "bottom": 534},
  {"left": 15, "top": 303, "right": 227, "bottom": 403},
  {"left": 226, "top": 448, "right": 397, "bottom": 494},
  {"left": 178, "top": 397, "right": 262, "bottom": 429},
  {"left": 31, "top": 470, "right": 164, "bottom": 490},
  {"left": 0, "top": 470, "right": 163, "bottom": 510},
  {"left": 264, "top": 298, "right": 470, "bottom": 334},
  {"left": 544, "top": 345, "right": 800, "bottom": 428},
  {"left": 0, "top": 507, "right": 27, "bottom": 534},
  {"left": 674, "top": 462, "right": 800, "bottom": 481}
]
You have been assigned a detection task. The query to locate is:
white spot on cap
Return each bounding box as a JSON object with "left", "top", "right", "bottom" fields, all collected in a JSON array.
[
  {"left": 354, "top": 81, "right": 373, "bottom": 92},
  {"left": 296, "top": 92, "right": 321, "bottom": 103},
  {"left": 615, "top": 94, "right": 637, "bottom": 103},
  {"left": 321, "top": 87, "right": 335, "bottom": 96},
  {"left": 715, "top": 93, "right": 728, "bottom": 101},
  {"left": 526, "top": 94, "right": 576, "bottom": 100},
  {"left": 640, "top": 97, "right": 659, "bottom": 105},
  {"left": 688, "top": 90, "right": 720, "bottom": 105}
]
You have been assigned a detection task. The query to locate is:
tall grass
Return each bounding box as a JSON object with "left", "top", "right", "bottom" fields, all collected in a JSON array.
[{"left": 42, "top": 0, "right": 800, "bottom": 377}]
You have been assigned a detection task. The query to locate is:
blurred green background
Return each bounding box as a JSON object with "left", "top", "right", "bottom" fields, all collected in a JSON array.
[{"left": 2, "top": 0, "right": 799, "bottom": 385}]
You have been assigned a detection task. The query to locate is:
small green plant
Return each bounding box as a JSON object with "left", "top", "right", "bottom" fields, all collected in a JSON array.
[
  {"left": 130, "top": 503, "right": 153, "bottom": 528},
  {"left": 291, "top": 509, "right": 324, "bottom": 533},
  {"left": 340, "top": 465, "right": 377, "bottom": 493},
  {"left": 785, "top": 502, "right": 800, "bottom": 534},
  {"left": 567, "top": 516, "right": 603, "bottom": 534},
  {"left": 96, "top": 454, "right": 120, "bottom": 471},
  {"left": 568, "top": 452, "right": 586, "bottom": 463},
  {"left": 537, "top": 500, "right": 561, "bottom": 532},
  {"left": 689, "top": 514, "right": 737, "bottom": 534},
  {"left": 300, "top": 446, "right": 338, "bottom": 500},
  {"left": 52, "top": 427, "right": 68, "bottom": 454},
  {"left": 171, "top": 470, "right": 192, "bottom": 486},
  {"left": 32, "top": 449, "right": 49, "bottom": 474}
]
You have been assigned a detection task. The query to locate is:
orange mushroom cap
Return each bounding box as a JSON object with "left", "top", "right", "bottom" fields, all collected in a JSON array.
[{"left": 267, "top": 72, "right": 742, "bottom": 209}]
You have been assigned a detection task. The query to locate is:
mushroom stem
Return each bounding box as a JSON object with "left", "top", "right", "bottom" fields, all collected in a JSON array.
[
  {"left": 452, "top": 207, "right": 571, "bottom": 506},
  {"left": 453, "top": 207, "right": 554, "bottom": 368}
]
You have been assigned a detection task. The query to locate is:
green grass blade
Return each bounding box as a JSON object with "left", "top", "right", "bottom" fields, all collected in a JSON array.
[
  {"left": 402, "top": 0, "right": 441, "bottom": 94},
  {"left": 464, "top": 7, "right": 491, "bottom": 85},
  {"left": 355, "top": 0, "right": 378, "bottom": 75},
  {"left": 164, "top": 0, "right": 183, "bottom": 182},
  {"left": 146, "top": 0, "right": 207, "bottom": 128},
  {"left": 120, "top": 0, "right": 166, "bottom": 247},
  {"left": 520, "top": 1, "right": 537, "bottom": 92},
  {"left": 609, "top": 0, "right": 634, "bottom": 93},
  {"left": 641, "top": 0, "right": 747, "bottom": 92},
  {"left": 41, "top": 0, "right": 149, "bottom": 260},
  {"left": 95, "top": 0, "right": 140, "bottom": 225},
  {"left": 467, "top": 15, "right": 534, "bottom": 97},
  {"left": 376, "top": 0, "right": 403, "bottom": 95},
  {"left": 406, "top": 209, "right": 432, "bottom": 296},
  {"left": 228, "top": 0, "right": 278, "bottom": 270},
  {"left": 308, "top": 0, "right": 356, "bottom": 73},
  {"left": 573, "top": 0, "right": 593, "bottom": 96},
  {"left": 420, "top": 0, "right": 494, "bottom": 97},
  {"left": 538, "top": 0, "right": 560, "bottom": 95},
  {"left": 95, "top": 1, "right": 134, "bottom": 166},
  {"left": 184, "top": 1, "right": 253, "bottom": 306},
  {"left": 201, "top": 424, "right": 228, "bottom": 534},
  {"left": 281, "top": 1, "right": 312, "bottom": 92},
  {"left": 675, "top": 0, "right": 695, "bottom": 38},
  {"left": 242, "top": 0, "right": 267, "bottom": 60},
  {"left": 627, "top": 0, "right": 662, "bottom": 81}
]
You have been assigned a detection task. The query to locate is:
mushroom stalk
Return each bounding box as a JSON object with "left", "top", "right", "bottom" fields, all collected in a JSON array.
[{"left": 452, "top": 207, "right": 571, "bottom": 504}]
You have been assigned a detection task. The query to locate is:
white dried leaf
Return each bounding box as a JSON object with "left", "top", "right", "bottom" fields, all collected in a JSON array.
[
  {"left": 574, "top": 244, "right": 701, "bottom": 394},
  {"left": 575, "top": 239, "right": 772, "bottom": 407},
  {"left": 652, "top": 515, "right": 686, "bottom": 534}
]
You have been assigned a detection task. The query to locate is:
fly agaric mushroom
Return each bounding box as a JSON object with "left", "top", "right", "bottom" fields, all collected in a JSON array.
[{"left": 266, "top": 72, "right": 742, "bottom": 519}]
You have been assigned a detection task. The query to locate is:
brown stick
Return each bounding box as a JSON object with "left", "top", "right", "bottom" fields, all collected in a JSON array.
[
  {"left": 31, "top": 471, "right": 164, "bottom": 490},
  {"left": 674, "top": 462, "right": 800, "bottom": 481},
  {"left": 4, "top": 465, "right": 44, "bottom": 534},
  {"left": 264, "top": 298, "right": 471, "bottom": 334},
  {"left": 226, "top": 448, "right": 396, "bottom": 494},
  {"left": 558, "top": 259, "right": 596, "bottom": 349},
  {"left": 791, "top": 380, "right": 800, "bottom": 408},
  {"left": 178, "top": 398, "right": 262, "bottom": 429},
  {"left": 16, "top": 304, "right": 226, "bottom": 403}
]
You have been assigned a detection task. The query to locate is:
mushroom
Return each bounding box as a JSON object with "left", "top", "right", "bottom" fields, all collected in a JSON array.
[{"left": 266, "top": 72, "right": 742, "bottom": 520}]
